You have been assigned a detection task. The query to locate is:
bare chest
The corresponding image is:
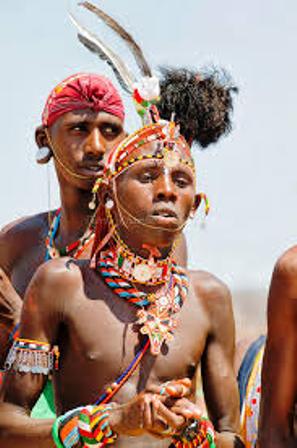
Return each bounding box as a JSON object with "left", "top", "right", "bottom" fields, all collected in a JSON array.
[{"left": 55, "top": 283, "right": 209, "bottom": 412}]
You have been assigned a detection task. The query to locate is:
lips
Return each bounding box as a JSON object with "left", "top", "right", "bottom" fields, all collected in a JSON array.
[
  {"left": 152, "top": 207, "right": 178, "bottom": 219},
  {"left": 80, "top": 162, "right": 105, "bottom": 176}
]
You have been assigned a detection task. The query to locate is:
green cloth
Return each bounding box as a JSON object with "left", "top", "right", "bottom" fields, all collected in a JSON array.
[{"left": 31, "top": 379, "right": 56, "bottom": 419}]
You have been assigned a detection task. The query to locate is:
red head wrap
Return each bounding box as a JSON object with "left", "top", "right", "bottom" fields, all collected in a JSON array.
[{"left": 42, "top": 73, "right": 125, "bottom": 127}]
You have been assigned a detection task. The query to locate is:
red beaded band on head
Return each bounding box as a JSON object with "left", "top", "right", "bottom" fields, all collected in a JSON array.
[{"left": 103, "top": 121, "right": 195, "bottom": 182}]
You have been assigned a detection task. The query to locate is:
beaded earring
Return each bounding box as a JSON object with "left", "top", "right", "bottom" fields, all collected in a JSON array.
[
  {"left": 88, "top": 178, "right": 103, "bottom": 210},
  {"left": 105, "top": 199, "right": 114, "bottom": 210},
  {"left": 35, "top": 147, "right": 52, "bottom": 164}
]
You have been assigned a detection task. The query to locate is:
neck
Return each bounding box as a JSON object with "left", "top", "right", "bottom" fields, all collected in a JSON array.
[
  {"left": 57, "top": 184, "right": 94, "bottom": 245},
  {"left": 116, "top": 226, "right": 174, "bottom": 260}
]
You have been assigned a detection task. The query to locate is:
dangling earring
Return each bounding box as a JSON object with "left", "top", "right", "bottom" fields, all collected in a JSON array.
[
  {"left": 35, "top": 147, "right": 52, "bottom": 164},
  {"left": 88, "top": 177, "right": 103, "bottom": 210},
  {"left": 105, "top": 199, "right": 114, "bottom": 210},
  {"left": 197, "top": 193, "right": 210, "bottom": 217}
]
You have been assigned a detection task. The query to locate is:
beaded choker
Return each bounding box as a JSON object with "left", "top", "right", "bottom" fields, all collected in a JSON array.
[
  {"left": 45, "top": 209, "right": 95, "bottom": 260},
  {"left": 112, "top": 231, "right": 174, "bottom": 286},
  {"left": 97, "top": 247, "right": 188, "bottom": 355}
]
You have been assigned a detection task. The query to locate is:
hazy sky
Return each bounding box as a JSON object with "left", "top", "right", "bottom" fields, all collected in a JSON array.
[{"left": 1, "top": 0, "right": 297, "bottom": 292}]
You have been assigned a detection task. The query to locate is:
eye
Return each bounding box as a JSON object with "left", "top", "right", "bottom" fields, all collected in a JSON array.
[
  {"left": 173, "top": 172, "right": 193, "bottom": 188},
  {"left": 101, "top": 123, "right": 122, "bottom": 139},
  {"left": 70, "top": 122, "right": 88, "bottom": 133},
  {"left": 138, "top": 169, "right": 158, "bottom": 183}
]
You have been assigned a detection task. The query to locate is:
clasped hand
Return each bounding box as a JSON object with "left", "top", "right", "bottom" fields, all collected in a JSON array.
[{"left": 109, "top": 378, "right": 202, "bottom": 438}]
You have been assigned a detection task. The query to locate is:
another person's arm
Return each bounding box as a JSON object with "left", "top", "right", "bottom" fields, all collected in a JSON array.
[
  {"left": 258, "top": 251, "right": 297, "bottom": 448},
  {"left": 0, "top": 224, "right": 25, "bottom": 367},
  {"left": 195, "top": 272, "right": 244, "bottom": 447}
]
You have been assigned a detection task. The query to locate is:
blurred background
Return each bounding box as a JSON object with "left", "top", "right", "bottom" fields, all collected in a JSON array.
[{"left": 1, "top": 0, "right": 297, "bottom": 336}]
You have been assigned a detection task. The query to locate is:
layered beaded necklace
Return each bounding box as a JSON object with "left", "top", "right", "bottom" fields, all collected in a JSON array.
[
  {"left": 97, "top": 243, "right": 188, "bottom": 356},
  {"left": 45, "top": 209, "right": 95, "bottom": 261},
  {"left": 94, "top": 239, "right": 189, "bottom": 404}
]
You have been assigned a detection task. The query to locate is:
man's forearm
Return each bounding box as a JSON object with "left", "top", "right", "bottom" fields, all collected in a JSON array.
[{"left": 0, "top": 405, "right": 54, "bottom": 448}]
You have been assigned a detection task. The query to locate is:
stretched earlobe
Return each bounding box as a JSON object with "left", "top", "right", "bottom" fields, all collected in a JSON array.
[
  {"left": 35, "top": 125, "right": 53, "bottom": 164},
  {"left": 35, "top": 147, "right": 53, "bottom": 164}
]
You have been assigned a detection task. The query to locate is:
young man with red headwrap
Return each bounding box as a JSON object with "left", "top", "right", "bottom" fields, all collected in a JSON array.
[
  {"left": 0, "top": 72, "right": 127, "bottom": 369},
  {"left": 0, "top": 65, "right": 243, "bottom": 447}
]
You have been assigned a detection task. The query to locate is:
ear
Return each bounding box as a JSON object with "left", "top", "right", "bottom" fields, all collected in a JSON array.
[
  {"left": 192, "top": 194, "right": 202, "bottom": 214},
  {"left": 35, "top": 126, "right": 53, "bottom": 164},
  {"left": 35, "top": 125, "right": 50, "bottom": 149}
]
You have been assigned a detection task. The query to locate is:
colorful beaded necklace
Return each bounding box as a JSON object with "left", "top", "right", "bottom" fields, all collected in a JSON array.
[
  {"left": 45, "top": 209, "right": 95, "bottom": 261},
  {"left": 97, "top": 247, "right": 188, "bottom": 355},
  {"left": 93, "top": 248, "right": 188, "bottom": 405}
]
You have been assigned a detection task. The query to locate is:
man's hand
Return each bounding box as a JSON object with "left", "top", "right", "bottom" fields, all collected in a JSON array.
[
  {"left": 109, "top": 392, "right": 185, "bottom": 437},
  {"left": 109, "top": 378, "right": 203, "bottom": 439},
  {"left": 0, "top": 268, "right": 22, "bottom": 322},
  {"left": 0, "top": 268, "right": 22, "bottom": 367}
]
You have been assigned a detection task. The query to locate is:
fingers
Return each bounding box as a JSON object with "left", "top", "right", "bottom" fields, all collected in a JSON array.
[
  {"left": 154, "top": 399, "right": 185, "bottom": 430},
  {"left": 165, "top": 381, "right": 190, "bottom": 398},
  {"left": 148, "top": 377, "right": 192, "bottom": 398},
  {"left": 169, "top": 398, "right": 202, "bottom": 420},
  {"left": 0, "top": 268, "right": 22, "bottom": 316},
  {"left": 0, "top": 267, "right": 9, "bottom": 281}
]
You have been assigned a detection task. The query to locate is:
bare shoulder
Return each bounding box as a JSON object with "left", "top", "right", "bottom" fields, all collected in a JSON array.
[
  {"left": 270, "top": 245, "right": 297, "bottom": 300},
  {"left": 0, "top": 211, "right": 48, "bottom": 237},
  {"left": 0, "top": 212, "right": 49, "bottom": 271},
  {"left": 273, "top": 245, "right": 297, "bottom": 278},
  {"left": 31, "top": 257, "right": 84, "bottom": 298},
  {"left": 189, "top": 269, "right": 232, "bottom": 314}
]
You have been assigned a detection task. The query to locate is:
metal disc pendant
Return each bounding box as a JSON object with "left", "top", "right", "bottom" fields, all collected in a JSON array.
[{"left": 133, "top": 263, "right": 153, "bottom": 283}]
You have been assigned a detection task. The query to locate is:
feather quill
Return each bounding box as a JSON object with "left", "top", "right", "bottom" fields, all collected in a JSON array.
[
  {"left": 69, "top": 13, "right": 135, "bottom": 93},
  {"left": 79, "top": 1, "right": 152, "bottom": 77}
]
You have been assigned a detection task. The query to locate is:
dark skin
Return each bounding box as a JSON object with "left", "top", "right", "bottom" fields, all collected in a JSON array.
[
  {"left": 258, "top": 247, "right": 297, "bottom": 448},
  {"left": 0, "top": 109, "right": 187, "bottom": 367},
  {"left": 0, "top": 146, "right": 242, "bottom": 447},
  {"left": 0, "top": 109, "right": 126, "bottom": 365}
]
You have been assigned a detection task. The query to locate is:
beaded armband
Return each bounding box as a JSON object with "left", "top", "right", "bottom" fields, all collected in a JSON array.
[
  {"left": 4, "top": 338, "right": 59, "bottom": 375},
  {"left": 52, "top": 404, "right": 118, "bottom": 448},
  {"left": 170, "top": 418, "right": 216, "bottom": 448}
]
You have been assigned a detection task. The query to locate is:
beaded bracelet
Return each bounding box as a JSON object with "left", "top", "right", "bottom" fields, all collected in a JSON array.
[
  {"left": 52, "top": 404, "right": 117, "bottom": 448},
  {"left": 78, "top": 404, "right": 118, "bottom": 446},
  {"left": 170, "top": 418, "right": 216, "bottom": 448}
]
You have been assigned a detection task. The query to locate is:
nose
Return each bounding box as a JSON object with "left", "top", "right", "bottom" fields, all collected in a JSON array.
[
  {"left": 155, "top": 170, "right": 177, "bottom": 202},
  {"left": 84, "top": 128, "right": 105, "bottom": 159}
]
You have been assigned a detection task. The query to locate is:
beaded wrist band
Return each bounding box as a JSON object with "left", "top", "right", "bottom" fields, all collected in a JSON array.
[
  {"left": 78, "top": 404, "right": 118, "bottom": 447},
  {"left": 52, "top": 404, "right": 118, "bottom": 448},
  {"left": 170, "top": 418, "right": 216, "bottom": 448}
]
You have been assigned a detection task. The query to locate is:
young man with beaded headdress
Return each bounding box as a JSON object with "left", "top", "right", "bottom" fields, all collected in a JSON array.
[
  {"left": 0, "top": 65, "right": 234, "bottom": 421},
  {"left": 0, "top": 71, "right": 243, "bottom": 448},
  {"left": 0, "top": 1, "right": 235, "bottom": 380},
  {"left": 0, "top": 6, "right": 242, "bottom": 448}
]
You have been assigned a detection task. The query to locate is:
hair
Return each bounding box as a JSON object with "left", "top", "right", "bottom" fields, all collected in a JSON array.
[{"left": 158, "top": 66, "right": 238, "bottom": 148}]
